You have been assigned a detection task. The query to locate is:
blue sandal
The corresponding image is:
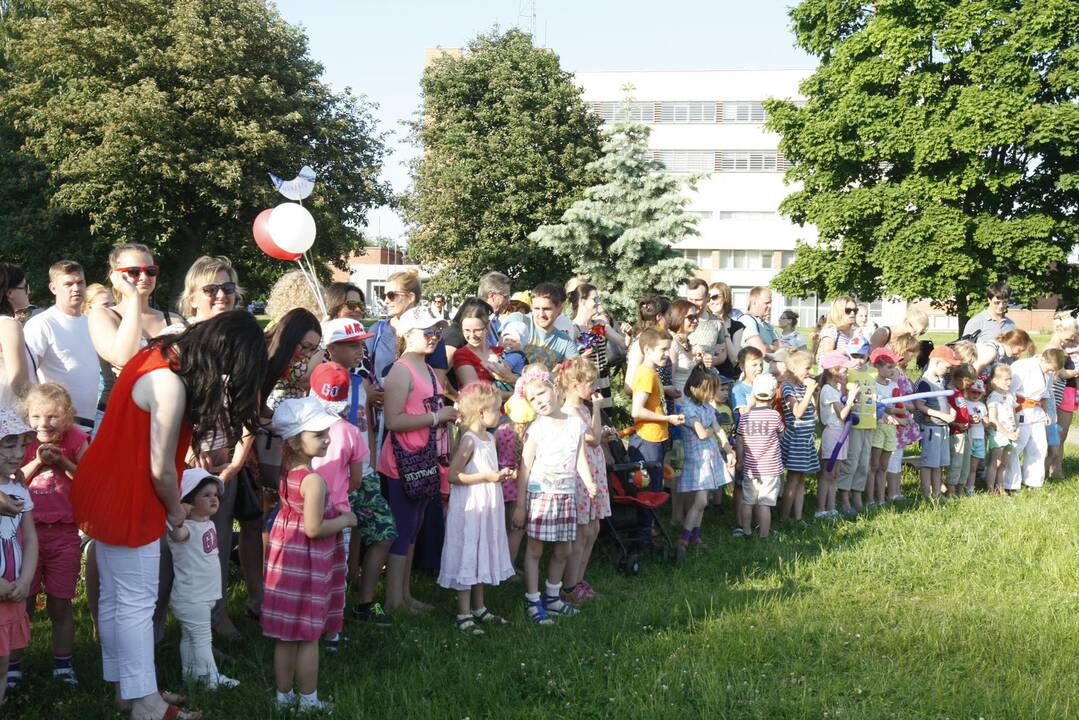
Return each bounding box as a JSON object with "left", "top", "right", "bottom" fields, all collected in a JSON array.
[
  {"left": 542, "top": 594, "right": 580, "bottom": 617},
  {"left": 525, "top": 597, "right": 554, "bottom": 625}
]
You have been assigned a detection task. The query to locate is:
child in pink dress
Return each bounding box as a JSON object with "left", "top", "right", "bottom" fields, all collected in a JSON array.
[
  {"left": 12, "top": 384, "right": 87, "bottom": 688},
  {"left": 262, "top": 398, "right": 357, "bottom": 713},
  {"left": 0, "top": 409, "right": 38, "bottom": 708}
]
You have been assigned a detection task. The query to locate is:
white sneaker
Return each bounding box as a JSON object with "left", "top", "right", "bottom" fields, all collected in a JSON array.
[
  {"left": 207, "top": 672, "right": 240, "bottom": 689},
  {"left": 299, "top": 696, "right": 332, "bottom": 712},
  {"left": 53, "top": 667, "right": 78, "bottom": 686},
  {"left": 274, "top": 690, "right": 297, "bottom": 710}
]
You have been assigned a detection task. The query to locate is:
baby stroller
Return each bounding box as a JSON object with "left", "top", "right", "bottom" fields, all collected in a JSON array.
[{"left": 603, "top": 434, "right": 676, "bottom": 575}]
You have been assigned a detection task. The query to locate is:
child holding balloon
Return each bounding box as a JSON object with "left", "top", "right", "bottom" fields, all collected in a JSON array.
[{"left": 816, "top": 351, "right": 858, "bottom": 519}]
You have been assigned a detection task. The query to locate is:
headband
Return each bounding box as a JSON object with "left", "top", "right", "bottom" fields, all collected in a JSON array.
[{"left": 512, "top": 368, "right": 553, "bottom": 398}]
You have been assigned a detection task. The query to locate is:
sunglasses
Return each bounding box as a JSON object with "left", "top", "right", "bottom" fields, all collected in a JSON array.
[
  {"left": 384, "top": 290, "right": 409, "bottom": 301},
  {"left": 709, "top": 294, "right": 721, "bottom": 301},
  {"left": 844, "top": 307, "right": 858, "bottom": 314},
  {"left": 421, "top": 327, "right": 443, "bottom": 338},
  {"left": 116, "top": 265, "right": 159, "bottom": 279},
  {"left": 344, "top": 300, "right": 365, "bottom": 311},
  {"left": 201, "top": 282, "right": 237, "bottom": 297},
  {"left": 686, "top": 314, "right": 700, "bottom": 321}
]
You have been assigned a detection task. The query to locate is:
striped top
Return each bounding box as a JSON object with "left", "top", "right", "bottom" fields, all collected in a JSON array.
[{"left": 738, "top": 406, "right": 784, "bottom": 477}]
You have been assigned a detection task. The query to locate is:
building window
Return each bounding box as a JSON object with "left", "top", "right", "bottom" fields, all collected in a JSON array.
[
  {"left": 686, "top": 210, "right": 713, "bottom": 220},
  {"left": 731, "top": 287, "right": 751, "bottom": 311},
  {"left": 723, "top": 101, "right": 766, "bottom": 123},
  {"left": 658, "top": 102, "right": 717, "bottom": 123},
  {"left": 717, "top": 210, "right": 777, "bottom": 221},
  {"left": 718, "top": 151, "right": 781, "bottom": 172},
  {"left": 650, "top": 150, "right": 714, "bottom": 173},
  {"left": 781, "top": 250, "right": 797, "bottom": 267},
  {"left": 781, "top": 294, "right": 820, "bottom": 327},
  {"left": 719, "top": 249, "right": 774, "bottom": 270},
  {"left": 591, "top": 101, "right": 653, "bottom": 123},
  {"left": 682, "top": 249, "right": 715, "bottom": 270}
]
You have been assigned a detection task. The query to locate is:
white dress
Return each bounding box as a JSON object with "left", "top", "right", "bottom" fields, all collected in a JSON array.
[{"left": 437, "top": 431, "right": 514, "bottom": 591}]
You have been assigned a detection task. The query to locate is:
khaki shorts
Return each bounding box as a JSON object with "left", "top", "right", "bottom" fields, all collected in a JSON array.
[
  {"left": 871, "top": 423, "right": 898, "bottom": 453},
  {"left": 741, "top": 475, "right": 781, "bottom": 507}
]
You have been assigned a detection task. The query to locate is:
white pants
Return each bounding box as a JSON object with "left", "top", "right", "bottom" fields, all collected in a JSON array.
[
  {"left": 171, "top": 599, "right": 219, "bottom": 681},
  {"left": 887, "top": 447, "right": 904, "bottom": 474},
  {"left": 1005, "top": 423, "right": 1047, "bottom": 490},
  {"left": 97, "top": 540, "right": 159, "bottom": 700}
]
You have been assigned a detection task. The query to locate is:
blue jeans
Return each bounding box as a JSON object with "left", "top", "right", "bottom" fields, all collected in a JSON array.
[{"left": 628, "top": 435, "right": 666, "bottom": 536}]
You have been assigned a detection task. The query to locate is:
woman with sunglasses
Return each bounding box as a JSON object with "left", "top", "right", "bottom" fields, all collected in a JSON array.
[
  {"left": 815, "top": 296, "right": 860, "bottom": 363},
  {"left": 379, "top": 306, "right": 458, "bottom": 615},
  {"left": 176, "top": 256, "right": 260, "bottom": 640},
  {"left": 323, "top": 282, "right": 366, "bottom": 323},
  {"left": 72, "top": 310, "right": 267, "bottom": 720},
  {"left": 0, "top": 263, "right": 35, "bottom": 407}
]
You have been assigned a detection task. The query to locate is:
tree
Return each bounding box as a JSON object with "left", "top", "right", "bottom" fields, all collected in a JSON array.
[
  {"left": 0, "top": 0, "right": 390, "bottom": 301},
  {"left": 401, "top": 28, "right": 603, "bottom": 296},
  {"left": 529, "top": 115, "right": 700, "bottom": 319},
  {"left": 766, "top": 1, "right": 1079, "bottom": 328}
]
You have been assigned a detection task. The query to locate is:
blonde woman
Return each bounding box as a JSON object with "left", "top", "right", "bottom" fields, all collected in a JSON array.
[
  {"left": 178, "top": 256, "right": 242, "bottom": 321},
  {"left": 815, "top": 296, "right": 859, "bottom": 361}
]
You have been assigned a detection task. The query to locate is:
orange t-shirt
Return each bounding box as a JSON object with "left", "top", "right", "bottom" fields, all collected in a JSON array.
[
  {"left": 632, "top": 365, "right": 668, "bottom": 443},
  {"left": 72, "top": 347, "right": 191, "bottom": 547}
]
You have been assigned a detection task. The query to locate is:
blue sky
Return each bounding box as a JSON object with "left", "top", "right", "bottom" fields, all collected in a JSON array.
[{"left": 271, "top": 0, "right": 815, "bottom": 240}]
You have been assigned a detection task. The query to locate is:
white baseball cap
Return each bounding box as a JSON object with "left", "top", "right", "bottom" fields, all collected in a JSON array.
[
  {"left": 751, "top": 373, "right": 778, "bottom": 400},
  {"left": 180, "top": 468, "right": 224, "bottom": 503},
  {"left": 272, "top": 396, "right": 340, "bottom": 440},
  {"left": 396, "top": 306, "right": 448, "bottom": 335},
  {"left": 322, "top": 317, "right": 374, "bottom": 345}
]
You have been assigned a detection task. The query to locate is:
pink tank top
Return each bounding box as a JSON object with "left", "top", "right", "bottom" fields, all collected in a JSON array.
[
  {"left": 24, "top": 427, "right": 89, "bottom": 525},
  {"left": 377, "top": 359, "right": 448, "bottom": 485}
]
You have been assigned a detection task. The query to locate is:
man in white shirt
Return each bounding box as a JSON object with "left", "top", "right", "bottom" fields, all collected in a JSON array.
[{"left": 23, "top": 260, "right": 99, "bottom": 431}]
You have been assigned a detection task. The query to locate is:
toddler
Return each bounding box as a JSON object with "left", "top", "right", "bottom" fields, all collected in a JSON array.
[
  {"left": 945, "top": 365, "right": 977, "bottom": 497},
  {"left": 438, "top": 382, "right": 515, "bottom": 634},
  {"left": 779, "top": 350, "right": 818, "bottom": 523},
  {"left": 985, "top": 364, "right": 1018, "bottom": 494},
  {"left": 730, "top": 347, "right": 765, "bottom": 535},
  {"left": 867, "top": 349, "right": 903, "bottom": 507},
  {"left": 914, "top": 347, "right": 960, "bottom": 498},
  {"left": 512, "top": 365, "right": 597, "bottom": 624},
  {"left": 0, "top": 409, "right": 37, "bottom": 707},
  {"left": 965, "top": 380, "right": 988, "bottom": 495},
  {"left": 167, "top": 469, "right": 238, "bottom": 688},
  {"left": 886, "top": 335, "right": 922, "bottom": 502},
  {"left": 738, "top": 374, "right": 784, "bottom": 539},
  {"left": 837, "top": 341, "right": 877, "bottom": 514},
  {"left": 817, "top": 351, "right": 858, "bottom": 519},
  {"left": 262, "top": 397, "right": 357, "bottom": 712},
  {"left": 12, "top": 383, "right": 87, "bottom": 688}
]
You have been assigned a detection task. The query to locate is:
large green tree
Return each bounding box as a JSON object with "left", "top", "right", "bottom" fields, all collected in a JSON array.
[
  {"left": 766, "top": 0, "right": 1079, "bottom": 326},
  {"left": 402, "top": 28, "right": 603, "bottom": 295},
  {"left": 529, "top": 117, "right": 699, "bottom": 319},
  {"left": 0, "top": 0, "right": 390, "bottom": 301}
]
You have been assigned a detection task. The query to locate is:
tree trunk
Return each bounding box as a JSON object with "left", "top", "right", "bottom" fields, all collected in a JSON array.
[{"left": 955, "top": 293, "right": 970, "bottom": 341}]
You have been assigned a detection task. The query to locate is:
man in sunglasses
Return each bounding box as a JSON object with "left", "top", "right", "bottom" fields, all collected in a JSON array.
[
  {"left": 23, "top": 260, "right": 99, "bottom": 431},
  {"left": 961, "top": 281, "right": 1016, "bottom": 343}
]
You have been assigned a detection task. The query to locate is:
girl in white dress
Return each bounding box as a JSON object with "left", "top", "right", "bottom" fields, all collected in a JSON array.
[{"left": 438, "top": 382, "right": 515, "bottom": 635}]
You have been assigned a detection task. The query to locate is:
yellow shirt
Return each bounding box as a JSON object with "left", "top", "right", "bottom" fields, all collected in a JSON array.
[
  {"left": 849, "top": 366, "right": 878, "bottom": 430},
  {"left": 633, "top": 365, "right": 668, "bottom": 443}
]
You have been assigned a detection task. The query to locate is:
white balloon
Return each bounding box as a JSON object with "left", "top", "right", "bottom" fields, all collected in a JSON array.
[{"left": 267, "top": 202, "right": 316, "bottom": 254}]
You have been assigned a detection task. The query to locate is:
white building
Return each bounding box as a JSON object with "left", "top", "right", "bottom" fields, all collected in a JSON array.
[{"left": 575, "top": 69, "right": 905, "bottom": 327}]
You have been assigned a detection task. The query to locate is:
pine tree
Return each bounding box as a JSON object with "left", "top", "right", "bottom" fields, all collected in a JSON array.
[{"left": 529, "top": 115, "right": 700, "bottom": 319}]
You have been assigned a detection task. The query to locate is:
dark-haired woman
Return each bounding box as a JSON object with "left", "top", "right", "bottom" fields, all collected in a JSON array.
[
  {"left": 0, "top": 263, "right": 34, "bottom": 407},
  {"left": 73, "top": 310, "right": 267, "bottom": 720},
  {"left": 323, "top": 282, "right": 366, "bottom": 323},
  {"left": 568, "top": 283, "right": 625, "bottom": 414}
]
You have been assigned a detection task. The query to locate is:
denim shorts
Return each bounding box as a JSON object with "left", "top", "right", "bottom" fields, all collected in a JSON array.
[{"left": 919, "top": 425, "right": 950, "bottom": 469}]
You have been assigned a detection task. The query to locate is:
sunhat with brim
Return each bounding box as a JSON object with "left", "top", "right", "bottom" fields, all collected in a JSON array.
[
  {"left": 180, "top": 468, "right": 225, "bottom": 504},
  {"left": 820, "top": 350, "right": 858, "bottom": 370},
  {"left": 0, "top": 409, "right": 32, "bottom": 441},
  {"left": 272, "top": 396, "right": 340, "bottom": 440},
  {"left": 397, "top": 306, "right": 449, "bottom": 335}
]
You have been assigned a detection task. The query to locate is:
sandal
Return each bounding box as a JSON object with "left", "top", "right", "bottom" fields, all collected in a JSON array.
[
  {"left": 525, "top": 597, "right": 554, "bottom": 626},
  {"left": 455, "top": 616, "right": 486, "bottom": 636},
  {"left": 472, "top": 608, "right": 508, "bottom": 625}
]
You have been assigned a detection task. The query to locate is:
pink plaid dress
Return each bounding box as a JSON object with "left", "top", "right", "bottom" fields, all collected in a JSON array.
[{"left": 261, "top": 467, "right": 346, "bottom": 642}]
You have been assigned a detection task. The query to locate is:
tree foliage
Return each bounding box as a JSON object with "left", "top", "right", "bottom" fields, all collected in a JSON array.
[
  {"left": 767, "top": 0, "right": 1079, "bottom": 324},
  {"left": 0, "top": 0, "right": 390, "bottom": 301},
  {"left": 402, "top": 28, "right": 603, "bottom": 296},
  {"left": 529, "top": 118, "right": 699, "bottom": 319}
]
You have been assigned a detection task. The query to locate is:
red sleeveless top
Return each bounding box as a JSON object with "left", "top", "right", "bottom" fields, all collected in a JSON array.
[{"left": 72, "top": 347, "right": 192, "bottom": 547}]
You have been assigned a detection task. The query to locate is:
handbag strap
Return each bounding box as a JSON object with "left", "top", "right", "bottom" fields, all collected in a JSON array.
[{"left": 349, "top": 372, "right": 361, "bottom": 426}]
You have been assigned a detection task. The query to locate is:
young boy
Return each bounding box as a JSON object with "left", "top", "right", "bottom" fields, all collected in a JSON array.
[
  {"left": 738, "top": 374, "right": 784, "bottom": 539},
  {"left": 914, "top": 346, "right": 960, "bottom": 498},
  {"left": 1006, "top": 348, "right": 1066, "bottom": 491},
  {"left": 629, "top": 328, "right": 684, "bottom": 538},
  {"left": 318, "top": 318, "right": 397, "bottom": 628},
  {"left": 730, "top": 348, "right": 764, "bottom": 535},
  {"left": 837, "top": 340, "right": 876, "bottom": 514},
  {"left": 868, "top": 348, "right": 903, "bottom": 507}
]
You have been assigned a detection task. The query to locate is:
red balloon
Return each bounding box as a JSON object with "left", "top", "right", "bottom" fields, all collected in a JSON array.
[{"left": 253, "top": 208, "right": 301, "bottom": 261}]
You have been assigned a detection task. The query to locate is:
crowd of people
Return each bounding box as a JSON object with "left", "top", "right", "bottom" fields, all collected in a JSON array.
[{"left": 0, "top": 252, "right": 1076, "bottom": 717}]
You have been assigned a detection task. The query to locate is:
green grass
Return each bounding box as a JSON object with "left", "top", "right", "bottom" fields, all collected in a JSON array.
[{"left": 7, "top": 448, "right": 1079, "bottom": 719}]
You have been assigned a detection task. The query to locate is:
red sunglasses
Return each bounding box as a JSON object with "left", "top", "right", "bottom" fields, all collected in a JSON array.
[{"left": 116, "top": 265, "right": 159, "bottom": 279}]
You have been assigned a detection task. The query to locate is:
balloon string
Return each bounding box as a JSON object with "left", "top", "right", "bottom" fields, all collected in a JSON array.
[{"left": 295, "top": 253, "right": 328, "bottom": 319}]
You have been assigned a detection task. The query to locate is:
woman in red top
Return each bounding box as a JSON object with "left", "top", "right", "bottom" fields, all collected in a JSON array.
[
  {"left": 72, "top": 311, "right": 266, "bottom": 720},
  {"left": 451, "top": 304, "right": 516, "bottom": 397}
]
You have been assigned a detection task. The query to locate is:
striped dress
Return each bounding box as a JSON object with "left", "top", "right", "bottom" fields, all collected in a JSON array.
[
  {"left": 261, "top": 466, "right": 346, "bottom": 642},
  {"left": 780, "top": 381, "right": 820, "bottom": 473}
]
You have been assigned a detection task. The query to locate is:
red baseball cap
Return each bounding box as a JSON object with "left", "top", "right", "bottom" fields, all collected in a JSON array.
[
  {"left": 929, "top": 346, "right": 961, "bottom": 366},
  {"left": 869, "top": 347, "right": 900, "bottom": 365},
  {"left": 308, "top": 361, "right": 351, "bottom": 415}
]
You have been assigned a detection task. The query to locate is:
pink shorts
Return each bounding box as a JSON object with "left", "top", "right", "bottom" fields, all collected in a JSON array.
[
  {"left": 821, "top": 425, "right": 849, "bottom": 463},
  {"left": 1060, "top": 386, "right": 1077, "bottom": 413},
  {"left": 30, "top": 523, "right": 81, "bottom": 599},
  {"left": 0, "top": 601, "right": 30, "bottom": 656}
]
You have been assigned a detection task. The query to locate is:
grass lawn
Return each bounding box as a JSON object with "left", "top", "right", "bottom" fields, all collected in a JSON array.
[{"left": 6, "top": 446, "right": 1079, "bottom": 719}]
